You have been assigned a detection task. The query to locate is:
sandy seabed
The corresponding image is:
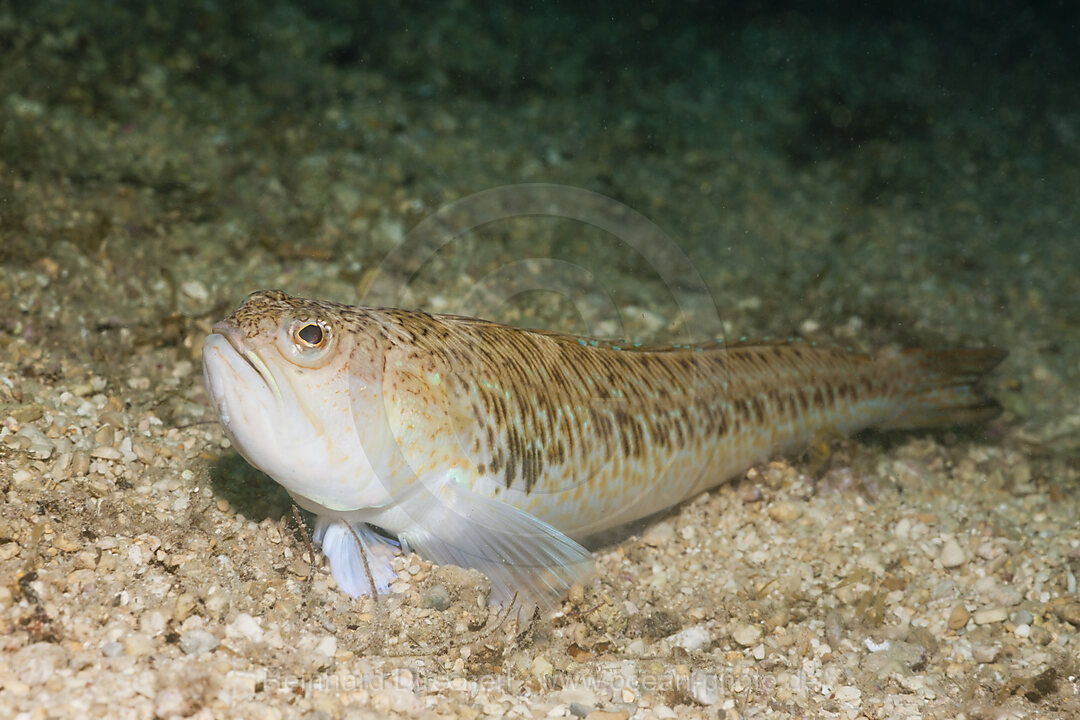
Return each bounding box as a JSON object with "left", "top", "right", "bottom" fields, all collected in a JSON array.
[{"left": 2, "top": 3, "right": 1079, "bottom": 718}]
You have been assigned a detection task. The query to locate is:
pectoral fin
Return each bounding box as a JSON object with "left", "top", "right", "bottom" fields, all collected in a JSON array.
[
  {"left": 314, "top": 517, "right": 399, "bottom": 597},
  {"left": 395, "top": 483, "right": 593, "bottom": 615}
]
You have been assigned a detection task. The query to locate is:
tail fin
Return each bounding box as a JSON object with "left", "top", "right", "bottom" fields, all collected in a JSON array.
[{"left": 879, "top": 347, "right": 1007, "bottom": 430}]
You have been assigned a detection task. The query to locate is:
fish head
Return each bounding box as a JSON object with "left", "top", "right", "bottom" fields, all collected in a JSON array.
[{"left": 202, "top": 290, "right": 395, "bottom": 511}]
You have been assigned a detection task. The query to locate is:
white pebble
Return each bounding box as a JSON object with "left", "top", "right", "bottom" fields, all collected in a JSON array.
[
  {"left": 228, "top": 612, "right": 264, "bottom": 642},
  {"left": 315, "top": 635, "right": 337, "bottom": 658},
  {"left": 834, "top": 685, "right": 861, "bottom": 703},
  {"left": 973, "top": 607, "right": 1008, "bottom": 625},
  {"left": 670, "top": 625, "right": 711, "bottom": 652},
  {"left": 180, "top": 630, "right": 219, "bottom": 656},
  {"left": 688, "top": 669, "right": 720, "bottom": 705},
  {"left": 181, "top": 280, "right": 209, "bottom": 302},
  {"left": 939, "top": 538, "right": 966, "bottom": 568},
  {"left": 14, "top": 643, "right": 65, "bottom": 686},
  {"left": 642, "top": 522, "right": 675, "bottom": 547},
  {"left": 732, "top": 622, "right": 762, "bottom": 647}
]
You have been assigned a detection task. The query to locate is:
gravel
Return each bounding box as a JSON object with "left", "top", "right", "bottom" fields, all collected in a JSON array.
[{"left": 2, "top": 4, "right": 1080, "bottom": 719}]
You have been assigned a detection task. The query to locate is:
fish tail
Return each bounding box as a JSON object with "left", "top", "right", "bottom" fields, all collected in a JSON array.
[{"left": 878, "top": 347, "right": 1007, "bottom": 429}]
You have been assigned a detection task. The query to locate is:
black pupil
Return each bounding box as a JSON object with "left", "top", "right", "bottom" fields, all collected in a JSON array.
[{"left": 298, "top": 323, "right": 323, "bottom": 346}]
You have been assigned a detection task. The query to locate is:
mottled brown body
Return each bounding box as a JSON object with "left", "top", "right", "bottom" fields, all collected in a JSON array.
[{"left": 224, "top": 291, "right": 1004, "bottom": 540}]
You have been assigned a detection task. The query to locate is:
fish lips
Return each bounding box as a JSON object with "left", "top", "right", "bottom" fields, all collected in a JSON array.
[{"left": 202, "top": 324, "right": 283, "bottom": 438}]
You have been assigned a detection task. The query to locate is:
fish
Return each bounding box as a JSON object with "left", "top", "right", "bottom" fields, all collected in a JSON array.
[{"left": 201, "top": 289, "right": 1005, "bottom": 613}]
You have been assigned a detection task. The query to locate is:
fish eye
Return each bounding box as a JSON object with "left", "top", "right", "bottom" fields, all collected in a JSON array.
[{"left": 292, "top": 320, "right": 330, "bottom": 349}]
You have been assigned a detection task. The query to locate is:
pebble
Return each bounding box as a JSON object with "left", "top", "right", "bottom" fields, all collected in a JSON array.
[
  {"left": 15, "top": 642, "right": 66, "bottom": 686},
  {"left": 422, "top": 584, "right": 451, "bottom": 611},
  {"left": 11, "top": 402, "right": 44, "bottom": 423},
  {"left": 642, "top": 522, "right": 675, "bottom": 547},
  {"left": 315, "top": 635, "right": 337, "bottom": 659},
  {"left": 180, "top": 629, "right": 219, "bottom": 656},
  {"left": 688, "top": 669, "right": 720, "bottom": 705},
  {"left": 973, "top": 644, "right": 999, "bottom": 663},
  {"left": 155, "top": 688, "right": 188, "bottom": 717},
  {"left": 973, "top": 607, "right": 1008, "bottom": 625},
  {"left": 584, "top": 711, "right": 628, "bottom": 720},
  {"left": 101, "top": 641, "right": 124, "bottom": 657},
  {"left": 71, "top": 451, "right": 90, "bottom": 476},
  {"left": 1053, "top": 601, "right": 1080, "bottom": 626},
  {"left": 569, "top": 702, "right": 593, "bottom": 718},
  {"left": 0, "top": 542, "right": 20, "bottom": 561},
  {"left": 939, "top": 538, "right": 966, "bottom": 568},
  {"left": 767, "top": 501, "right": 802, "bottom": 523},
  {"left": 732, "top": 622, "right": 762, "bottom": 647},
  {"left": 16, "top": 425, "right": 54, "bottom": 459},
  {"left": 1011, "top": 609, "right": 1034, "bottom": 626},
  {"left": 670, "top": 625, "right": 711, "bottom": 652},
  {"left": 122, "top": 632, "right": 155, "bottom": 656},
  {"left": 228, "top": 612, "right": 264, "bottom": 642},
  {"left": 132, "top": 438, "right": 156, "bottom": 464},
  {"left": 834, "top": 686, "right": 861, "bottom": 703},
  {"left": 530, "top": 655, "right": 554, "bottom": 678},
  {"left": 181, "top": 279, "right": 210, "bottom": 301},
  {"left": 174, "top": 592, "right": 197, "bottom": 621},
  {"left": 947, "top": 604, "right": 970, "bottom": 630},
  {"left": 90, "top": 445, "right": 123, "bottom": 460}
]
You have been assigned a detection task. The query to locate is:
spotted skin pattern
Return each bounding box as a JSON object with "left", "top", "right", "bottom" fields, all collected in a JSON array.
[{"left": 223, "top": 290, "right": 1004, "bottom": 542}]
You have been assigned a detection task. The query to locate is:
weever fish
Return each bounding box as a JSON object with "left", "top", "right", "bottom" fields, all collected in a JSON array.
[{"left": 201, "top": 290, "right": 1005, "bottom": 612}]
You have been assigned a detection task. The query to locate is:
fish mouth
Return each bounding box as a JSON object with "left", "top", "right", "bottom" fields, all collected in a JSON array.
[{"left": 209, "top": 321, "right": 283, "bottom": 403}]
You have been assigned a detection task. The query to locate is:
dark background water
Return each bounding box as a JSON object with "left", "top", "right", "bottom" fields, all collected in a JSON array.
[{"left": 2, "top": 0, "right": 1077, "bottom": 377}]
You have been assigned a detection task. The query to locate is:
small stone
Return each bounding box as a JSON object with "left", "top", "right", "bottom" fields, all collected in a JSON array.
[
  {"left": 90, "top": 445, "right": 123, "bottom": 460},
  {"left": 132, "top": 439, "right": 156, "bottom": 464},
  {"left": 670, "top": 625, "right": 711, "bottom": 652},
  {"left": 834, "top": 686, "right": 861, "bottom": 703},
  {"left": 180, "top": 630, "right": 219, "bottom": 656},
  {"left": 71, "top": 451, "right": 90, "bottom": 476},
  {"left": 0, "top": 542, "right": 19, "bottom": 561},
  {"left": 422, "top": 585, "right": 451, "bottom": 611},
  {"left": 767, "top": 501, "right": 802, "bottom": 523},
  {"left": 181, "top": 280, "right": 210, "bottom": 301},
  {"left": 973, "top": 607, "right": 1008, "bottom": 625},
  {"left": 568, "top": 583, "right": 585, "bottom": 606},
  {"left": 688, "top": 669, "right": 720, "bottom": 705},
  {"left": 530, "top": 655, "right": 553, "bottom": 678},
  {"left": 228, "top": 612, "right": 264, "bottom": 642},
  {"left": 101, "top": 641, "right": 124, "bottom": 657},
  {"left": 1053, "top": 601, "right": 1080, "bottom": 626},
  {"left": 642, "top": 522, "right": 675, "bottom": 547},
  {"left": 1011, "top": 609, "right": 1034, "bottom": 626},
  {"left": 584, "top": 712, "right": 628, "bottom": 720},
  {"left": 569, "top": 702, "right": 592, "bottom": 718},
  {"left": 1014, "top": 624, "right": 1031, "bottom": 639},
  {"left": 11, "top": 403, "right": 45, "bottom": 423},
  {"left": 947, "top": 604, "right": 970, "bottom": 630},
  {"left": 972, "top": 644, "right": 999, "bottom": 663},
  {"left": 51, "top": 533, "right": 80, "bottom": 553},
  {"left": 939, "top": 538, "right": 966, "bottom": 568},
  {"left": 174, "top": 592, "right": 197, "bottom": 621},
  {"left": 15, "top": 642, "right": 65, "bottom": 686},
  {"left": 140, "top": 610, "right": 167, "bottom": 637},
  {"left": 732, "top": 622, "right": 762, "bottom": 647},
  {"left": 315, "top": 635, "right": 337, "bottom": 658},
  {"left": 155, "top": 688, "right": 189, "bottom": 717},
  {"left": 122, "top": 632, "right": 155, "bottom": 656},
  {"left": 93, "top": 424, "right": 116, "bottom": 447}
]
